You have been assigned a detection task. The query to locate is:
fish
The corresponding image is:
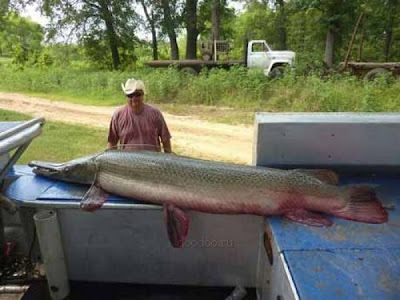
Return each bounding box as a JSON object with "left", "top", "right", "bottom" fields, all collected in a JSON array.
[{"left": 28, "top": 150, "right": 388, "bottom": 247}]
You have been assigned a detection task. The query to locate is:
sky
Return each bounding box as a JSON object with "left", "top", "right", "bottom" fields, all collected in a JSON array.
[{"left": 20, "top": 3, "right": 49, "bottom": 26}]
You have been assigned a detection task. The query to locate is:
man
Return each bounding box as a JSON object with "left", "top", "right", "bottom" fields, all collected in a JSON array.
[{"left": 107, "top": 78, "right": 172, "bottom": 153}]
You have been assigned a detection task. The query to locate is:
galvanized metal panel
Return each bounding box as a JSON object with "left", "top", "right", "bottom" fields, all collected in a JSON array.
[
  {"left": 257, "top": 224, "right": 298, "bottom": 300},
  {"left": 8, "top": 174, "right": 264, "bottom": 287},
  {"left": 55, "top": 208, "right": 263, "bottom": 286},
  {"left": 253, "top": 113, "right": 400, "bottom": 300},
  {"left": 253, "top": 113, "right": 400, "bottom": 167}
]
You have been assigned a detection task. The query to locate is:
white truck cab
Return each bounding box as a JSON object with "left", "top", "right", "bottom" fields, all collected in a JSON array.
[{"left": 247, "top": 40, "right": 295, "bottom": 76}]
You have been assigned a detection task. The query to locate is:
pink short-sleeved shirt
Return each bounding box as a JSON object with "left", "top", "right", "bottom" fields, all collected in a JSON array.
[{"left": 108, "top": 104, "right": 171, "bottom": 151}]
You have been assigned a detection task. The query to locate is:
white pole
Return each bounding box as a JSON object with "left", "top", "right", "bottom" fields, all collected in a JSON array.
[
  {"left": 34, "top": 210, "right": 70, "bottom": 300},
  {"left": 214, "top": 40, "right": 217, "bottom": 62}
]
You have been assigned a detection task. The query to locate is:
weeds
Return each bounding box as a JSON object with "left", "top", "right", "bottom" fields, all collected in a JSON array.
[{"left": 0, "top": 64, "right": 399, "bottom": 119}]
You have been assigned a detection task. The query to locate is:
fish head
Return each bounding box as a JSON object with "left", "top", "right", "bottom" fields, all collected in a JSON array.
[{"left": 28, "top": 155, "right": 97, "bottom": 185}]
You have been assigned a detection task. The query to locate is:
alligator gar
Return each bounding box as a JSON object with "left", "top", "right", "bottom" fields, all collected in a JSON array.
[{"left": 29, "top": 150, "right": 388, "bottom": 247}]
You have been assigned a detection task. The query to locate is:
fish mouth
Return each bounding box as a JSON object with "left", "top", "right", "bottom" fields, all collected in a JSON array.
[{"left": 28, "top": 161, "right": 67, "bottom": 176}]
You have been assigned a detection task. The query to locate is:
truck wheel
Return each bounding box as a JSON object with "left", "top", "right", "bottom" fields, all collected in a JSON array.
[
  {"left": 201, "top": 51, "right": 212, "bottom": 61},
  {"left": 181, "top": 67, "right": 198, "bottom": 75},
  {"left": 269, "top": 66, "right": 285, "bottom": 79},
  {"left": 364, "top": 68, "right": 389, "bottom": 80}
]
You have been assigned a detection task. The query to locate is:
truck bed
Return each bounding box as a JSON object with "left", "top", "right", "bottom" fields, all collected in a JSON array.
[
  {"left": 343, "top": 61, "right": 400, "bottom": 77},
  {"left": 346, "top": 61, "right": 400, "bottom": 69}
]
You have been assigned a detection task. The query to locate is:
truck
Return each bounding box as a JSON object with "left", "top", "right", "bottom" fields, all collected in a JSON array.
[
  {"left": 341, "top": 13, "right": 400, "bottom": 80},
  {"left": 145, "top": 40, "right": 296, "bottom": 77}
]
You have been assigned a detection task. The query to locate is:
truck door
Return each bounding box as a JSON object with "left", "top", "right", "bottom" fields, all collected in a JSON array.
[{"left": 247, "top": 41, "right": 271, "bottom": 69}]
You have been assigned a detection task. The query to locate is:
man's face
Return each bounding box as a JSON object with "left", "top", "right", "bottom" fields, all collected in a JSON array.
[{"left": 126, "top": 90, "right": 144, "bottom": 108}]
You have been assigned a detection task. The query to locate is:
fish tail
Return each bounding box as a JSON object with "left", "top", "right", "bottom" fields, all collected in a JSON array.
[{"left": 335, "top": 185, "right": 388, "bottom": 224}]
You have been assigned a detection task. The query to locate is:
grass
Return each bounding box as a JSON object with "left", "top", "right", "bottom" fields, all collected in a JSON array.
[
  {"left": 0, "top": 109, "right": 107, "bottom": 164},
  {"left": 0, "top": 109, "right": 191, "bottom": 163},
  {"left": 0, "top": 65, "right": 399, "bottom": 126},
  {"left": 0, "top": 57, "right": 12, "bottom": 64}
]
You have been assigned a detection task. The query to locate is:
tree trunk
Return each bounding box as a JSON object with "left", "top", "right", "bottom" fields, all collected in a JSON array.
[
  {"left": 384, "top": 0, "right": 397, "bottom": 62},
  {"left": 161, "top": 0, "right": 179, "bottom": 60},
  {"left": 324, "top": 28, "right": 335, "bottom": 67},
  {"left": 357, "top": 16, "right": 366, "bottom": 61},
  {"left": 211, "top": 0, "right": 220, "bottom": 41},
  {"left": 275, "top": 0, "right": 287, "bottom": 50},
  {"left": 344, "top": 13, "right": 364, "bottom": 68},
  {"left": 185, "top": 0, "right": 198, "bottom": 59},
  {"left": 140, "top": 0, "right": 158, "bottom": 60},
  {"left": 384, "top": 18, "right": 394, "bottom": 62},
  {"left": 150, "top": 11, "right": 158, "bottom": 60},
  {"left": 99, "top": 1, "right": 120, "bottom": 69}
]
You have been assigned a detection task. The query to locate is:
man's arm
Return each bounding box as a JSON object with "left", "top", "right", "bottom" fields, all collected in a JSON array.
[
  {"left": 107, "top": 114, "right": 119, "bottom": 149},
  {"left": 162, "top": 139, "right": 172, "bottom": 153}
]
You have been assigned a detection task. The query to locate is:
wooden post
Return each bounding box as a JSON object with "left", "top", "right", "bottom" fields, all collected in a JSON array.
[
  {"left": 344, "top": 12, "right": 364, "bottom": 69},
  {"left": 357, "top": 15, "right": 366, "bottom": 61}
]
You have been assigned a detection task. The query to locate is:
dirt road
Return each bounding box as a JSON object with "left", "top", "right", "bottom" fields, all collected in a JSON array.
[{"left": 0, "top": 92, "right": 253, "bottom": 164}]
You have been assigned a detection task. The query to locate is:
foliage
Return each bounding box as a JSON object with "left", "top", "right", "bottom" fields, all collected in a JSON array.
[
  {"left": 233, "top": 2, "right": 277, "bottom": 46},
  {"left": 234, "top": 0, "right": 400, "bottom": 66},
  {"left": 0, "top": 11, "right": 44, "bottom": 66},
  {"left": 197, "top": 0, "right": 236, "bottom": 40},
  {"left": 41, "top": 0, "right": 141, "bottom": 70},
  {"left": 286, "top": 7, "right": 324, "bottom": 66},
  {"left": 2, "top": 0, "right": 399, "bottom": 70}
]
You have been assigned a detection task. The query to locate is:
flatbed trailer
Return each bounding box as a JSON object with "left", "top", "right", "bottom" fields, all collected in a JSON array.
[
  {"left": 145, "top": 59, "right": 244, "bottom": 73},
  {"left": 345, "top": 61, "right": 400, "bottom": 79}
]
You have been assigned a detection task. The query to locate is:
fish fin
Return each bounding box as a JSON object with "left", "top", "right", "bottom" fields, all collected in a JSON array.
[
  {"left": 335, "top": 185, "right": 388, "bottom": 223},
  {"left": 293, "top": 169, "right": 339, "bottom": 185},
  {"left": 80, "top": 183, "right": 108, "bottom": 212},
  {"left": 284, "top": 209, "right": 332, "bottom": 227},
  {"left": 163, "top": 204, "right": 190, "bottom": 248}
]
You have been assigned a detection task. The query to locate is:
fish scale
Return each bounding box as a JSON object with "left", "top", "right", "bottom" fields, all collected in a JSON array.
[
  {"left": 29, "top": 149, "right": 388, "bottom": 243},
  {"left": 96, "top": 150, "right": 332, "bottom": 193},
  {"left": 90, "top": 150, "right": 340, "bottom": 217}
]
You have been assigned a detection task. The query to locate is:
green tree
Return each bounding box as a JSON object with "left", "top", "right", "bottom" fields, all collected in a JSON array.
[
  {"left": 273, "top": 0, "right": 287, "bottom": 50},
  {"left": 138, "top": 0, "right": 164, "bottom": 60},
  {"left": 160, "top": 0, "right": 182, "bottom": 59},
  {"left": 288, "top": 0, "right": 361, "bottom": 67},
  {"left": 286, "top": 6, "right": 324, "bottom": 67},
  {"left": 366, "top": 0, "right": 400, "bottom": 61},
  {"left": 0, "top": 11, "right": 44, "bottom": 65},
  {"left": 233, "top": 2, "right": 277, "bottom": 45},
  {"left": 41, "top": 0, "right": 140, "bottom": 70},
  {"left": 198, "top": 0, "right": 235, "bottom": 40}
]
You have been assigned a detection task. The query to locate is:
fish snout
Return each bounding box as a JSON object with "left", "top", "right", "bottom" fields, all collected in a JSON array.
[{"left": 28, "top": 161, "right": 66, "bottom": 176}]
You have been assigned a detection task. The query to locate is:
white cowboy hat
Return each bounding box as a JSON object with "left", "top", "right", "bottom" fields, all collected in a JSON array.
[{"left": 121, "top": 78, "right": 146, "bottom": 95}]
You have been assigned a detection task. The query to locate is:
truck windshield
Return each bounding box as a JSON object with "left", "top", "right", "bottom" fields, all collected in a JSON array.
[{"left": 252, "top": 42, "right": 270, "bottom": 52}]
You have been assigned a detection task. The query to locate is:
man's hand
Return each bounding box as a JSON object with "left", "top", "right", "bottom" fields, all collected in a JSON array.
[
  {"left": 163, "top": 139, "right": 172, "bottom": 153},
  {"left": 107, "top": 142, "right": 117, "bottom": 149}
]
